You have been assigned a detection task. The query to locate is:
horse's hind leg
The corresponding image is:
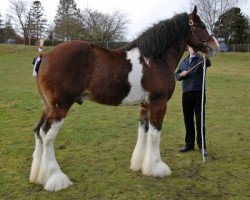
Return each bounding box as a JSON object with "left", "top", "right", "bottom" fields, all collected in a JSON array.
[
  {"left": 30, "top": 110, "right": 47, "bottom": 183},
  {"left": 36, "top": 105, "right": 73, "bottom": 191},
  {"left": 142, "top": 101, "right": 171, "bottom": 177},
  {"left": 130, "top": 103, "right": 149, "bottom": 171}
]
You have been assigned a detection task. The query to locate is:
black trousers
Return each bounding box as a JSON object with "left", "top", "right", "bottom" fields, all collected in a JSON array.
[{"left": 182, "top": 91, "right": 206, "bottom": 149}]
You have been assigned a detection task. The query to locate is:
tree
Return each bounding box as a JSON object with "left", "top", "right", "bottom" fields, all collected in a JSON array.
[
  {"left": 248, "top": 19, "right": 250, "bottom": 43},
  {"left": 26, "top": 1, "right": 47, "bottom": 44},
  {"left": 27, "top": 1, "right": 47, "bottom": 40},
  {"left": 82, "top": 9, "right": 128, "bottom": 41},
  {"left": 46, "top": 23, "right": 55, "bottom": 44},
  {"left": 232, "top": 8, "right": 248, "bottom": 44},
  {"left": 3, "top": 19, "right": 17, "bottom": 40},
  {"left": 54, "top": 0, "right": 84, "bottom": 41},
  {"left": 0, "top": 13, "right": 3, "bottom": 28},
  {"left": 8, "top": 0, "right": 29, "bottom": 43},
  {"left": 0, "top": 13, "right": 4, "bottom": 42},
  {"left": 191, "top": 0, "right": 246, "bottom": 32},
  {"left": 0, "top": 16, "right": 17, "bottom": 43},
  {"left": 214, "top": 7, "right": 248, "bottom": 44}
]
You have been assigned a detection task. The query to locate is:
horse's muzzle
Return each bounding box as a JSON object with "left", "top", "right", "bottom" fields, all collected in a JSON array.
[{"left": 206, "top": 45, "right": 220, "bottom": 57}]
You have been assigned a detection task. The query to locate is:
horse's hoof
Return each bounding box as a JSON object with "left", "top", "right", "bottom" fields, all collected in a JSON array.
[
  {"left": 151, "top": 161, "right": 171, "bottom": 178},
  {"left": 142, "top": 161, "right": 171, "bottom": 178},
  {"left": 130, "top": 164, "right": 142, "bottom": 172},
  {"left": 44, "top": 172, "right": 73, "bottom": 192}
]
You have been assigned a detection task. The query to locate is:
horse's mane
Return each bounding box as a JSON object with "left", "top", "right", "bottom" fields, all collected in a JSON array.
[{"left": 122, "top": 13, "right": 190, "bottom": 58}]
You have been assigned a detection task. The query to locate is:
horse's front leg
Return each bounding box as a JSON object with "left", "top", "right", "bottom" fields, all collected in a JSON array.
[
  {"left": 142, "top": 101, "right": 171, "bottom": 177},
  {"left": 130, "top": 103, "right": 149, "bottom": 171}
]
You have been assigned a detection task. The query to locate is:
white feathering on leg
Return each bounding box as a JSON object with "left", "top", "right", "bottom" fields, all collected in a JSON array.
[
  {"left": 36, "top": 120, "right": 72, "bottom": 191},
  {"left": 142, "top": 124, "right": 171, "bottom": 177},
  {"left": 130, "top": 124, "right": 148, "bottom": 171},
  {"left": 30, "top": 136, "right": 43, "bottom": 183}
]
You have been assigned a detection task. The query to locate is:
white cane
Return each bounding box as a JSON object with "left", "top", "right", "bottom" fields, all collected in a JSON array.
[{"left": 201, "top": 55, "right": 206, "bottom": 163}]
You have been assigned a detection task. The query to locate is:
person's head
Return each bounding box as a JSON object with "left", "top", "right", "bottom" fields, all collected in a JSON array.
[{"left": 188, "top": 46, "right": 198, "bottom": 56}]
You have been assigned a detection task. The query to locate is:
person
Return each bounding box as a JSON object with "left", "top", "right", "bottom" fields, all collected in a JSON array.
[{"left": 175, "top": 46, "right": 211, "bottom": 156}]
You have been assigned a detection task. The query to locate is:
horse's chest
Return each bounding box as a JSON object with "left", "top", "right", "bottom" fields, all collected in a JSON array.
[{"left": 122, "top": 48, "right": 149, "bottom": 105}]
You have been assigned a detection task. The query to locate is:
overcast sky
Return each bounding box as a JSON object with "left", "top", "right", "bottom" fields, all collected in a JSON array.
[{"left": 1, "top": 0, "right": 249, "bottom": 40}]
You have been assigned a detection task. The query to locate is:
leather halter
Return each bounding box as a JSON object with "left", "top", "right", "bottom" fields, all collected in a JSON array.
[{"left": 188, "top": 19, "right": 213, "bottom": 51}]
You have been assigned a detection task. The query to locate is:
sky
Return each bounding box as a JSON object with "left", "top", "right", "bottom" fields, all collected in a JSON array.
[{"left": 0, "top": 0, "right": 250, "bottom": 40}]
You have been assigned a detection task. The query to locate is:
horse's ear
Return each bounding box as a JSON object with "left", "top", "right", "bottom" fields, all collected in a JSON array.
[{"left": 192, "top": 5, "right": 197, "bottom": 15}]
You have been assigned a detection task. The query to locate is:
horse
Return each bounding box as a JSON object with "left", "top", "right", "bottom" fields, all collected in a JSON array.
[{"left": 30, "top": 6, "right": 219, "bottom": 191}]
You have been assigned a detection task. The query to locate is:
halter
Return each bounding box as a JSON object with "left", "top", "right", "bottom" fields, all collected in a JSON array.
[{"left": 188, "top": 19, "right": 213, "bottom": 51}]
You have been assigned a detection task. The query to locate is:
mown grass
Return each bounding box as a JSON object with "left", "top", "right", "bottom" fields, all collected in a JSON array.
[{"left": 0, "top": 44, "right": 249, "bottom": 200}]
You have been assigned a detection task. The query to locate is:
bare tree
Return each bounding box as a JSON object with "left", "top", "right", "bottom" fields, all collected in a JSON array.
[
  {"left": 82, "top": 9, "right": 128, "bottom": 41},
  {"left": 191, "top": 0, "right": 246, "bottom": 32},
  {"left": 7, "top": 0, "right": 29, "bottom": 43}
]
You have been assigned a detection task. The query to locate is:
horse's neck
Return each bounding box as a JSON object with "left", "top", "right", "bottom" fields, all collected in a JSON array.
[{"left": 161, "top": 41, "right": 187, "bottom": 72}]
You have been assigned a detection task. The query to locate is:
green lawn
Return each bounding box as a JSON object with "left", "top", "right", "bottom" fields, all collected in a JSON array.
[{"left": 0, "top": 44, "right": 249, "bottom": 199}]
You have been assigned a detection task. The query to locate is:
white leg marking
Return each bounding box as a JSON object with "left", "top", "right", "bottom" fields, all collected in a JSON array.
[
  {"left": 30, "top": 136, "right": 43, "bottom": 183},
  {"left": 36, "top": 120, "right": 73, "bottom": 191},
  {"left": 142, "top": 124, "right": 171, "bottom": 177},
  {"left": 130, "top": 124, "right": 147, "bottom": 171}
]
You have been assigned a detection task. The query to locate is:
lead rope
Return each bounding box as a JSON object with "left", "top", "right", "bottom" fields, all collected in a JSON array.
[
  {"left": 187, "top": 60, "right": 203, "bottom": 73},
  {"left": 201, "top": 55, "right": 206, "bottom": 163}
]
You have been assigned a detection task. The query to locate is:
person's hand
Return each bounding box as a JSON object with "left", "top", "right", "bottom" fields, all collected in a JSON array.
[{"left": 180, "top": 71, "right": 188, "bottom": 77}]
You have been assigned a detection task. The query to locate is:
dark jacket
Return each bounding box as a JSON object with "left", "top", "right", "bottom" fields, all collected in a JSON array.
[{"left": 175, "top": 53, "right": 211, "bottom": 93}]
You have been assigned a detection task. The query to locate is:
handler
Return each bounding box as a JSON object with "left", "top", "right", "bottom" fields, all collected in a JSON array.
[{"left": 175, "top": 46, "right": 211, "bottom": 156}]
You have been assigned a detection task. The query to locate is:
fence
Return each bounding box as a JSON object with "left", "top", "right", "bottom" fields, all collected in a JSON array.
[
  {"left": 43, "top": 40, "right": 128, "bottom": 49},
  {"left": 91, "top": 41, "right": 127, "bottom": 49},
  {"left": 3, "top": 38, "right": 250, "bottom": 52},
  {"left": 228, "top": 44, "right": 250, "bottom": 52}
]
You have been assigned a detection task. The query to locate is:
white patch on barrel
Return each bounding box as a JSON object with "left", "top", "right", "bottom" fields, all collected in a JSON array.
[{"left": 122, "top": 48, "right": 149, "bottom": 104}]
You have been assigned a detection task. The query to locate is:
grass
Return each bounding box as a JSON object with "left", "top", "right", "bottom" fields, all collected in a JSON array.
[{"left": 0, "top": 44, "right": 249, "bottom": 199}]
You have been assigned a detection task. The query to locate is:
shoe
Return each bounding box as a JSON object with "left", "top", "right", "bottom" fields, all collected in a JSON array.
[
  {"left": 179, "top": 145, "right": 195, "bottom": 153},
  {"left": 200, "top": 149, "right": 207, "bottom": 157}
]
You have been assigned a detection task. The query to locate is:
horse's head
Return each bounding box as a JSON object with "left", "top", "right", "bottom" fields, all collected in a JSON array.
[{"left": 187, "top": 6, "right": 220, "bottom": 57}]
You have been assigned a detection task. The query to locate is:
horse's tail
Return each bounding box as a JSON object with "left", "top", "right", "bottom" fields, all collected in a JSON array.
[
  {"left": 32, "top": 39, "right": 44, "bottom": 77},
  {"left": 38, "top": 39, "right": 44, "bottom": 57},
  {"left": 120, "top": 40, "right": 137, "bottom": 51}
]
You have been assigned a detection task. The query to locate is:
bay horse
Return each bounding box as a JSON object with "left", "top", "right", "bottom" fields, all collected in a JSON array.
[{"left": 30, "top": 6, "right": 219, "bottom": 191}]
